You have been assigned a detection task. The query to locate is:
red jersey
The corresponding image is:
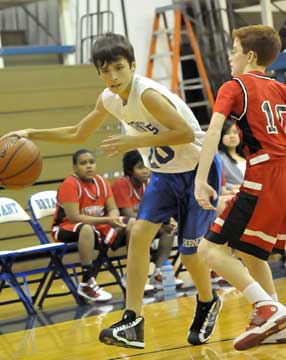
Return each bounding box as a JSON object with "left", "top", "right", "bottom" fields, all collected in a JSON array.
[
  {"left": 209, "top": 71, "right": 286, "bottom": 259},
  {"left": 112, "top": 176, "right": 147, "bottom": 213},
  {"left": 52, "top": 175, "right": 117, "bottom": 244},
  {"left": 214, "top": 71, "right": 286, "bottom": 162}
]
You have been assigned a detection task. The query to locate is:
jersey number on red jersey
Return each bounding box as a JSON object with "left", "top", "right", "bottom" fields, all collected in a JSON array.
[{"left": 262, "top": 100, "right": 286, "bottom": 134}]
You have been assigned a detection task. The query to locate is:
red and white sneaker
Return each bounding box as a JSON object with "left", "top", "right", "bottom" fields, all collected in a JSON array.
[
  {"left": 121, "top": 275, "right": 154, "bottom": 294},
  {"left": 234, "top": 301, "right": 286, "bottom": 351},
  {"left": 77, "top": 277, "right": 112, "bottom": 302},
  {"left": 261, "top": 328, "right": 286, "bottom": 344}
]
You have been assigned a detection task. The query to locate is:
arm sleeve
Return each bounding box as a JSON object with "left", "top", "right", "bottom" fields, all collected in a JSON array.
[
  {"left": 112, "top": 179, "right": 133, "bottom": 208},
  {"left": 57, "top": 179, "right": 79, "bottom": 204},
  {"left": 214, "top": 80, "right": 244, "bottom": 117}
]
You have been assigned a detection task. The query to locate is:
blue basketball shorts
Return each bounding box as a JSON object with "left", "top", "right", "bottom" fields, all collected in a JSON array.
[{"left": 137, "top": 154, "right": 222, "bottom": 255}]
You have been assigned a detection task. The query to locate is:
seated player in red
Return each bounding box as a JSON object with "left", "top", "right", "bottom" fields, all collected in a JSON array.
[
  {"left": 52, "top": 149, "right": 134, "bottom": 302},
  {"left": 112, "top": 150, "right": 183, "bottom": 290}
]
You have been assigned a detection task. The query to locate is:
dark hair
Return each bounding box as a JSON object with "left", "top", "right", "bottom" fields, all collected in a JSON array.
[
  {"left": 218, "top": 119, "right": 245, "bottom": 163},
  {"left": 123, "top": 150, "right": 143, "bottom": 176},
  {"left": 72, "top": 149, "right": 94, "bottom": 165},
  {"left": 233, "top": 25, "right": 281, "bottom": 67},
  {"left": 92, "top": 32, "right": 135, "bottom": 71}
]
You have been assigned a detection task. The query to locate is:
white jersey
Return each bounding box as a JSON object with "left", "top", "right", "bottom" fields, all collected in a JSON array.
[{"left": 101, "top": 74, "right": 205, "bottom": 173}]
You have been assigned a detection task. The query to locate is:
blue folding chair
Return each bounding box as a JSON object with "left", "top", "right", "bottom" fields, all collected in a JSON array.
[
  {"left": 0, "top": 197, "right": 83, "bottom": 315},
  {"left": 28, "top": 191, "right": 81, "bottom": 286},
  {"left": 29, "top": 190, "right": 127, "bottom": 295}
]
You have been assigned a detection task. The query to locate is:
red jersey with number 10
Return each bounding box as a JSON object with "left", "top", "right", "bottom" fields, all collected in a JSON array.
[{"left": 214, "top": 71, "right": 286, "bottom": 162}]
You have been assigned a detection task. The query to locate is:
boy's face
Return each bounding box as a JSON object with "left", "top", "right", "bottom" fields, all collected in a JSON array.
[
  {"left": 132, "top": 161, "right": 150, "bottom": 184},
  {"left": 229, "top": 37, "right": 249, "bottom": 76},
  {"left": 74, "top": 153, "right": 96, "bottom": 181},
  {"left": 98, "top": 58, "right": 136, "bottom": 98}
]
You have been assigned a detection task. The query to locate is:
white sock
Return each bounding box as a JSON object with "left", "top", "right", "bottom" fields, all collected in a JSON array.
[
  {"left": 243, "top": 282, "right": 272, "bottom": 304},
  {"left": 271, "top": 293, "right": 278, "bottom": 302}
]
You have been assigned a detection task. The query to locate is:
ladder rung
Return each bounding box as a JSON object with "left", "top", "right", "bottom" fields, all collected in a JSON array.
[
  {"left": 187, "top": 101, "right": 210, "bottom": 108},
  {"left": 180, "top": 29, "right": 189, "bottom": 36},
  {"left": 155, "top": 4, "right": 187, "bottom": 14},
  {"left": 182, "top": 78, "right": 203, "bottom": 85},
  {"left": 149, "top": 52, "right": 172, "bottom": 60},
  {"left": 150, "top": 53, "right": 197, "bottom": 61},
  {"left": 180, "top": 54, "right": 196, "bottom": 61},
  {"left": 182, "top": 84, "right": 204, "bottom": 91},
  {"left": 152, "top": 29, "right": 188, "bottom": 37},
  {"left": 153, "top": 29, "right": 173, "bottom": 36}
]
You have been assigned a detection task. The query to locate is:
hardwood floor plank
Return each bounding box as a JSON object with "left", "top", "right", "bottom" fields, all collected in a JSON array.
[{"left": 0, "top": 278, "right": 285, "bottom": 360}]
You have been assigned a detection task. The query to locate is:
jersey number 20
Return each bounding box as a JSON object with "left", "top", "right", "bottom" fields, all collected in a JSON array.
[{"left": 148, "top": 146, "right": 175, "bottom": 168}]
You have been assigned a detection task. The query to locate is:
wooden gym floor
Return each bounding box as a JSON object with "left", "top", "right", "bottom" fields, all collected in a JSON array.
[{"left": 0, "top": 264, "right": 285, "bottom": 360}]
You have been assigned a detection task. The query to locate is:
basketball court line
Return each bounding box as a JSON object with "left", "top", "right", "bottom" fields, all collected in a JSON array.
[{"left": 109, "top": 338, "right": 234, "bottom": 360}]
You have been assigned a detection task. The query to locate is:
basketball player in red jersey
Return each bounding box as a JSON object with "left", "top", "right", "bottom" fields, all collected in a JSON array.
[
  {"left": 112, "top": 150, "right": 183, "bottom": 289},
  {"left": 111, "top": 151, "right": 150, "bottom": 217},
  {"left": 52, "top": 149, "right": 134, "bottom": 302},
  {"left": 195, "top": 25, "right": 286, "bottom": 350}
]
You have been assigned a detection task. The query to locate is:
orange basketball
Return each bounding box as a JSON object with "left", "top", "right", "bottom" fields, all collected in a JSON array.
[{"left": 0, "top": 137, "right": 42, "bottom": 189}]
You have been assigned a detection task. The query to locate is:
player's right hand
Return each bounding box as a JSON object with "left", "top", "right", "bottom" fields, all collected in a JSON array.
[
  {"left": 108, "top": 217, "right": 127, "bottom": 228},
  {"left": 195, "top": 180, "right": 218, "bottom": 210},
  {"left": 0, "top": 130, "right": 29, "bottom": 141}
]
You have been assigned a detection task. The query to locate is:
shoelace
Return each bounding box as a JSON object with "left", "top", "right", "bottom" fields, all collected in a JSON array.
[
  {"left": 114, "top": 320, "right": 136, "bottom": 331},
  {"left": 111, "top": 314, "right": 137, "bottom": 329},
  {"left": 92, "top": 285, "right": 101, "bottom": 292},
  {"left": 190, "top": 301, "right": 215, "bottom": 330},
  {"left": 88, "top": 281, "right": 103, "bottom": 293},
  {"left": 246, "top": 305, "right": 270, "bottom": 330}
]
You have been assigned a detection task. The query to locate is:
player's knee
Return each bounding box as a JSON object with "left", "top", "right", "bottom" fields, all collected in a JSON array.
[
  {"left": 79, "top": 224, "right": 94, "bottom": 241},
  {"left": 129, "top": 221, "right": 155, "bottom": 249},
  {"left": 126, "top": 217, "right": 136, "bottom": 231},
  {"left": 130, "top": 221, "right": 142, "bottom": 239},
  {"left": 197, "top": 238, "right": 213, "bottom": 263}
]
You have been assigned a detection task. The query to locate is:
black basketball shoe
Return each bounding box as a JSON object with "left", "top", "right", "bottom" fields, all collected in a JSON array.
[
  {"left": 99, "top": 309, "right": 144, "bottom": 348},
  {"left": 188, "top": 291, "right": 222, "bottom": 345}
]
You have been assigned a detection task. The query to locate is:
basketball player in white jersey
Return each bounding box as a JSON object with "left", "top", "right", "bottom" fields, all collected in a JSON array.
[{"left": 2, "top": 33, "right": 222, "bottom": 349}]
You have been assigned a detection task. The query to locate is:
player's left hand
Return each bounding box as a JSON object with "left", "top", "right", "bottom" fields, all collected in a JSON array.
[
  {"left": 101, "top": 135, "right": 136, "bottom": 156},
  {"left": 195, "top": 180, "right": 218, "bottom": 210}
]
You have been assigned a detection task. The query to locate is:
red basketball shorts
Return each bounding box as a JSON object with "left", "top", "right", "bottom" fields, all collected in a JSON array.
[{"left": 207, "top": 157, "right": 286, "bottom": 260}]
